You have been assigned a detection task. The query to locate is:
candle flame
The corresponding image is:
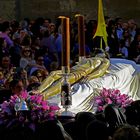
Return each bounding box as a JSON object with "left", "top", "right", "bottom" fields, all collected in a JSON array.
[
  {"left": 75, "top": 14, "right": 83, "bottom": 17},
  {"left": 58, "top": 16, "right": 66, "bottom": 19}
]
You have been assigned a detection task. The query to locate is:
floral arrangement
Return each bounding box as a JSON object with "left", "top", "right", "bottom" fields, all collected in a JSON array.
[
  {"left": 92, "top": 88, "right": 133, "bottom": 112},
  {"left": 0, "top": 91, "right": 60, "bottom": 129}
]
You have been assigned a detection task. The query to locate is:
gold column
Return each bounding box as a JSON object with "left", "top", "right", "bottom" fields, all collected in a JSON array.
[{"left": 58, "top": 16, "right": 72, "bottom": 110}]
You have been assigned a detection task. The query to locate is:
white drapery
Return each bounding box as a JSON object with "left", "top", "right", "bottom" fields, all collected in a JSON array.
[{"left": 49, "top": 58, "right": 140, "bottom": 114}]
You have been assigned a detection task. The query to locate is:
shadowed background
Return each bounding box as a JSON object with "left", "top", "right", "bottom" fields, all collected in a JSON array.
[{"left": 0, "top": 0, "right": 140, "bottom": 25}]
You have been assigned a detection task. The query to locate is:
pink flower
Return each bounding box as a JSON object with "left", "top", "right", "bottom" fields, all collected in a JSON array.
[
  {"left": 10, "top": 95, "right": 18, "bottom": 100},
  {"left": 98, "top": 106, "right": 104, "bottom": 112},
  {"left": 92, "top": 88, "right": 133, "bottom": 112},
  {"left": 112, "top": 89, "right": 120, "bottom": 95},
  {"left": 48, "top": 112, "right": 55, "bottom": 117},
  {"left": 95, "top": 98, "right": 103, "bottom": 105},
  {"left": 36, "top": 95, "right": 43, "bottom": 104},
  {"left": 41, "top": 101, "right": 48, "bottom": 106},
  {"left": 105, "top": 98, "right": 113, "bottom": 104},
  {"left": 42, "top": 104, "right": 50, "bottom": 110},
  {"left": 101, "top": 88, "right": 109, "bottom": 97},
  {"left": 30, "top": 95, "right": 36, "bottom": 101},
  {"left": 116, "top": 99, "right": 122, "bottom": 105},
  {"left": 50, "top": 105, "right": 60, "bottom": 111},
  {"left": 41, "top": 101, "right": 50, "bottom": 110},
  {"left": 0, "top": 90, "right": 60, "bottom": 124},
  {"left": 21, "top": 90, "right": 28, "bottom": 99}
]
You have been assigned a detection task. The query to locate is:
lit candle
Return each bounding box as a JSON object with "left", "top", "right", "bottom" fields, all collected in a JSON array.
[
  {"left": 59, "top": 16, "right": 70, "bottom": 73},
  {"left": 76, "top": 15, "right": 85, "bottom": 58}
]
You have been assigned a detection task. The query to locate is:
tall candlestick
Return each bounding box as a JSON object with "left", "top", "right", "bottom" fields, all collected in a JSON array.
[
  {"left": 59, "top": 16, "right": 70, "bottom": 74},
  {"left": 76, "top": 15, "right": 85, "bottom": 60},
  {"left": 58, "top": 16, "right": 73, "bottom": 116}
]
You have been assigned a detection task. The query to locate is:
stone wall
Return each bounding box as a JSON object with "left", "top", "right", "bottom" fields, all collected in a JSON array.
[
  {"left": 0, "top": 0, "right": 15, "bottom": 20},
  {"left": 18, "top": 0, "right": 78, "bottom": 21},
  {"left": 0, "top": 0, "right": 140, "bottom": 25}
]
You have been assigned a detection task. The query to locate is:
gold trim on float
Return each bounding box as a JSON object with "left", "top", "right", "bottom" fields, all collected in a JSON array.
[{"left": 36, "top": 57, "right": 110, "bottom": 100}]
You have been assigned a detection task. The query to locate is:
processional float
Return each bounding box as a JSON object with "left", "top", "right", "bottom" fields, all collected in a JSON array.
[
  {"left": 37, "top": 13, "right": 110, "bottom": 115},
  {"left": 59, "top": 16, "right": 72, "bottom": 116}
]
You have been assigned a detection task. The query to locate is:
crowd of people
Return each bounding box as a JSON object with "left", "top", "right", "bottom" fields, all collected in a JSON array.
[
  {"left": 0, "top": 16, "right": 140, "bottom": 92},
  {"left": 0, "top": 16, "right": 140, "bottom": 139}
]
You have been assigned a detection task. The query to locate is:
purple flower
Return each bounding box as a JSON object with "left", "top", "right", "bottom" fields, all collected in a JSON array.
[
  {"left": 42, "top": 104, "right": 50, "bottom": 110},
  {"left": 98, "top": 106, "right": 104, "bottom": 112},
  {"left": 92, "top": 88, "right": 133, "bottom": 112},
  {"left": 116, "top": 98, "right": 122, "bottom": 104},
  {"left": 50, "top": 105, "right": 60, "bottom": 111},
  {"left": 30, "top": 95, "right": 36, "bottom": 101},
  {"left": 0, "top": 90, "right": 60, "bottom": 125},
  {"left": 95, "top": 98, "right": 103, "bottom": 105},
  {"left": 101, "top": 88, "right": 109, "bottom": 97},
  {"left": 105, "top": 98, "right": 113, "bottom": 104},
  {"left": 21, "top": 90, "right": 28, "bottom": 99},
  {"left": 36, "top": 95, "right": 43, "bottom": 104}
]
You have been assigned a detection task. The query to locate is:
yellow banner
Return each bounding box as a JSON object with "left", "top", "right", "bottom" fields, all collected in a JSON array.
[{"left": 93, "top": 0, "right": 108, "bottom": 47}]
